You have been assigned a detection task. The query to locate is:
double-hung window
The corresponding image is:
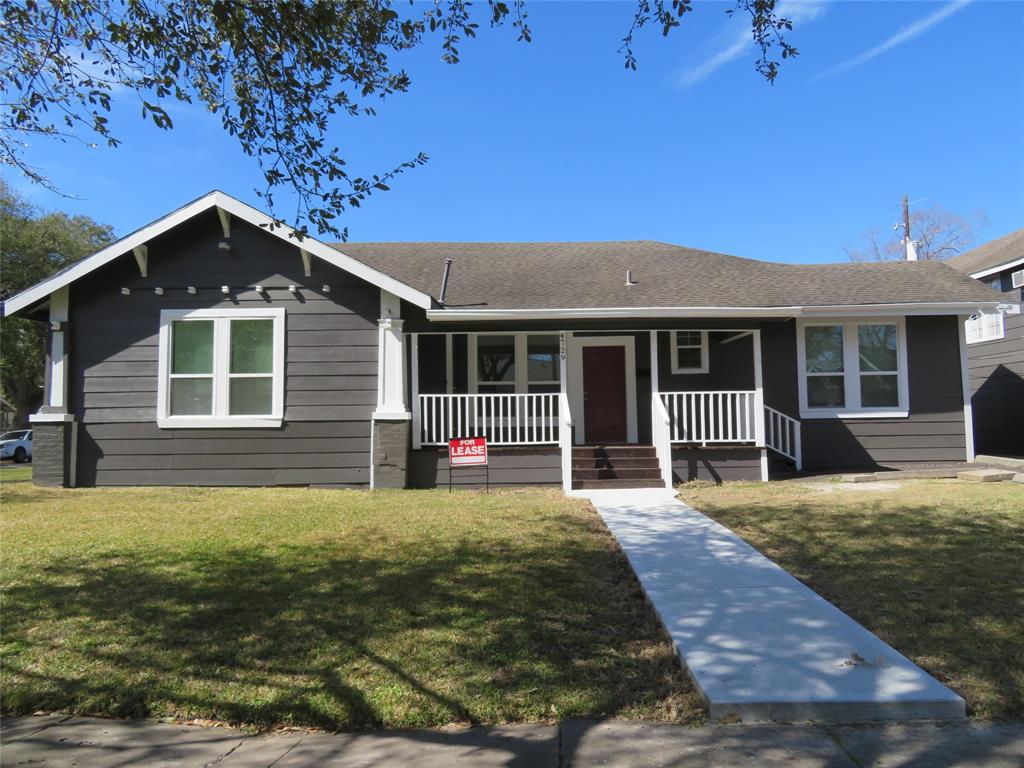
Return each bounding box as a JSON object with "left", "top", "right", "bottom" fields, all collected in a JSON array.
[
  {"left": 670, "top": 331, "right": 709, "bottom": 374},
  {"left": 471, "top": 333, "right": 561, "bottom": 393},
  {"left": 797, "top": 319, "right": 908, "bottom": 418},
  {"left": 157, "top": 308, "right": 285, "bottom": 427}
]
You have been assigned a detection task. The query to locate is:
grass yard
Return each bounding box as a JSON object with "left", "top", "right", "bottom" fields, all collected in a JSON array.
[
  {"left": 0, "top": 466, "right": 32, "bottom": 483},
  {"left": 0, "top": 484, "right": 701, "bottom": 730},
  {"left": 678, "top": 479, "right": 1024, "bottom": 720}
]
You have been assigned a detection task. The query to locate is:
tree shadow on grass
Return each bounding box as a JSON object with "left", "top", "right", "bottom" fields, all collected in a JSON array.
[
  {"left": 1, "top": 512, "right": 699, "bottom": 730},
  {"left": 705, "top": 497, "right": 1024, "bottom": 720}
]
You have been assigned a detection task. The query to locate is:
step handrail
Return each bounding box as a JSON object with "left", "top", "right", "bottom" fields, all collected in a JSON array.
[
  {"left": 764, "top": 405, "right": 802, "bottom": 470},
  {"left": 651, "top": 393, "right": 673, "bottom": 488}
]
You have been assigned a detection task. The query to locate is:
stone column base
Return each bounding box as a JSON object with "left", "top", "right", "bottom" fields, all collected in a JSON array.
[
  {"left": 373, "top": 419, "right": 410, "bottom": 488},
  {"left": 28, "top": 417, "right": 75, "bottom": 487}
]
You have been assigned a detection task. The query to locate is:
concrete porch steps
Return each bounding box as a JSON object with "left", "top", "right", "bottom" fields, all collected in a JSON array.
[{"left": 571, "top": 445, "right": 664, "bottom": 490}]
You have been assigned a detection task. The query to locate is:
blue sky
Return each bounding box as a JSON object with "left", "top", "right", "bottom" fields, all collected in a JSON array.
[{"left": 8, "top": 0, "right": 1023, "bottom": 264}]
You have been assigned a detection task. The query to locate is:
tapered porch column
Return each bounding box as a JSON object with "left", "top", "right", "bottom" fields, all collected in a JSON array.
[
  {"left": 30, "top": 286, "right": 78, "bottom": 487},
  {"left": 372, "top": 290, "right": 411, "bottom": 488},
  {"left": 752, "top": 328, "right": 768, "bottom": 481}
]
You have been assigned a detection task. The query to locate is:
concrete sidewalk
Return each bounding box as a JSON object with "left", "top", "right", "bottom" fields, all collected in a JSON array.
[
  {"left": 583, "top": 488, "right": 965, "bottom": 723},
  {"left": 3, "top": 716, "right": 1024, "bottom": 767}
]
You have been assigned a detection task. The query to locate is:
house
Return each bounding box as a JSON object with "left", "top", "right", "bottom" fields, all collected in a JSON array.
[
  {"left": 948, "top": 229, "right": 1024, "bottom": 457},
  {"left": 2, "top": 191, "right": 1008, "bottom": 490}
]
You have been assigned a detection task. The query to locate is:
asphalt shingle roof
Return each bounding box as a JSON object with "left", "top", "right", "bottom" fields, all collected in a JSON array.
[
  {"left": 947, "top": 228, "right": 1024, "bottom": 277},
  {"left": 334, "top": 240, "right": 1002, "bottom": 310}
]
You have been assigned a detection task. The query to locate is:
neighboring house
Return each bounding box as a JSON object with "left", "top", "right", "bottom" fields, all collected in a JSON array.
[
  {"left": 1, "top": 191, "right": 1007, "bottom": 489},
  {"left": 948, "top": 228, "right": 1024, "bottom": 457}
]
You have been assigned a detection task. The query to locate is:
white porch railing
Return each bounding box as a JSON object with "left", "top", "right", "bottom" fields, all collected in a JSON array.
[
  {"left": 559, "top": 392, "right": 573, "bottom": 491},
  {"left": 416, "top": 393, "right": 561, "bottom": 447},
  {"left": 651, "top": 394, "right": 673, "bottom": 488},
  {"left": 660, "top": 391, "right": 758, "bottom": 445},
  {"left": 765, "top": 405, "right": 802, "bottom": 470}
]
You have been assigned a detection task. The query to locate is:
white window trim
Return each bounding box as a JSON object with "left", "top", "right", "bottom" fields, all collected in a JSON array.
[
  {"left": 670, "top": 330, "right": 709, "bottom": 374},
  {"left": 468, "top": 332, "right": 561, "bottom": 394},
  {"left": 796, "top": 317, "right": 909, "bottom": 419},
  {"left": 965, "top": 311, "right": 1005, "bottom": 345},
  {"left": 157, "top": 308, "right": 286, "bottom": 428}
]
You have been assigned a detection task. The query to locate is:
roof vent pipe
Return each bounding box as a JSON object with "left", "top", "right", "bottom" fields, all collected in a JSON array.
[
  {"left": 439, "top": 258, "right": 453, "bottom": 305},
  {"left": 625, "top": 270, "right": 638, "bottom": 287}
]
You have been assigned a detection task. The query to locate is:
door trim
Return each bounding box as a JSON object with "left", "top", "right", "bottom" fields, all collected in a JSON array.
[{"left": 569, "top": 335, "right": 638, "bottom": 445}]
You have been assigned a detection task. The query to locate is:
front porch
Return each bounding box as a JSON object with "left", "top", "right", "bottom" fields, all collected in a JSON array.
[{"left": 395, "top": 328, "right": 802, "bottom": 489}]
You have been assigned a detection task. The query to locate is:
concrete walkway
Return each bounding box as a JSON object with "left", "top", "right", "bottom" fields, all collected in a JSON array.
[
  {"left": 583, "top": 488, "right": 965, "bottom": 723},
  {"left": 4, "top": 716, "right": 1024, "bottom": 767}
]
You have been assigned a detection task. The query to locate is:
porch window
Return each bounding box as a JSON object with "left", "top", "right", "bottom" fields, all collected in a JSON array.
[
  {"left": 476, "top": 334, "right": 516, "bottom": 393},
  {"left": 471, "top": 333, "right": 561, "bottom": 393},
  {"left": 797, "top": 319, "right": 908, "bottom": 418},
  {"left": 157, "top": 308, "right": 285, "bottom": 428},
  {"left": 670, "top": 331, "right": 708, "bottom": 374}
]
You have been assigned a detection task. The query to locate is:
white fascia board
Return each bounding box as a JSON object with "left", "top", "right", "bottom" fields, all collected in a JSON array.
[
  {"left": 969, "top": 256, "right": 1024, "bottom": 280},
  {"left": 425, "top": 306, "right": 802, "bottom": 322},
  {"left": 3, "top": 190, "right": 433, "bottom": 317},
  {"left": 424, "top": 301, "right": 1005, "bottom": 322}
]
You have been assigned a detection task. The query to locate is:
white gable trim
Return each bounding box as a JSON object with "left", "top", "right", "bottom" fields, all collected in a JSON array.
[
  {"left": 968, "top": 256, "right": 1024, "bottom": 281},
  {"left": 3, "top": 190, "right": 433, "bottom": 317}
]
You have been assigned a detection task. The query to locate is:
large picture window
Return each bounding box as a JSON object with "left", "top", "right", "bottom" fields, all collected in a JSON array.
[
  {"left": 470, "top": 333, "right": 561, "bottom": 393},
  {"left": 158, "top": 308, "right": 285, "bottom": 427},
  {"left": 797, "top": 319, "right": 908, "bottom": 418}
]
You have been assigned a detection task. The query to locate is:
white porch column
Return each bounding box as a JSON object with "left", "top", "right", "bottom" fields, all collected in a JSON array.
[
  {"left": 47, "top": 286, "right": 70, "bottom": 411},
  {"left": 957, "top": 316, "right": 976, "bottom": 463},
  {"left": 30, "top": 286, "right": 77, "bottom": 487},
  {"left": 752, "top": 328, "right": 768, "bottom": 481},
  {"left": 649, "top": 330, "right": 659, "bottom": 393},
  {"left": 373, "top": 290, "right": 411, "bottom": 420},
  {"left": 410, "top": 333, "right": 421, "bottom": 449}
]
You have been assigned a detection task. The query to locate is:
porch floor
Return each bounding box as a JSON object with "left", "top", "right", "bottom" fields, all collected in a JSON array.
[{"left": 583, "top": 488, "right": 965, "bottom": 723}]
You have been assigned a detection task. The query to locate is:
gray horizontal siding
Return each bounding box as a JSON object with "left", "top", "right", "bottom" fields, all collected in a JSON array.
[
  {"left": 408, "top": 447, "right": 561, "bottom": 488},
  {"left": 671, "top": 447, "right": 762, "bottom": 482},
  {"left": 968, "top": 310, "right": 1024, "bottom": 455},
  {"left": 69, "top": 210, "right": 380, "bottom": 487},
  {"left": 801, "top": 316, "right": 968, "bottom": 469}
]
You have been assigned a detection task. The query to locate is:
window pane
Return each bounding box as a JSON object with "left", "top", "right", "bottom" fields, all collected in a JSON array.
[
  {"left": 676, "top": 347, "right": 703, "bottom": 370},
  {"left": 477, "top": 383, "right": 515, "bottom": 394},
  {"left": 805, "top": 326, "right": 844, "bottom": 373},
  {"left": 858, "top": 324, "right": 897, "bottom": 372},
  {"left": 171, "top": 321, "right": 213, "bottom": 374},
  {"left": 231, "top": 319, "right": 274, "bottom": 374},
  {"left": 477, "top": 335, "right": 515, "bottom": 383},
  {"left": 527, "top": 335, "right": 559, "bottom": 382},
  {"left": 229, "top": 377, "right": 273, "bottom": 415},
  {"left": 861, "top": 374, "right": 899, "bottom": 407},
  {"left": 807, "top": 375, "right": 845, "bottom": 408},
  {"left": 170, "top": 378, "right": 213, "bottom": 415},
  {"left": 527, "top": 383, "right": 560, "bottom": 393},
  {"left": 676, "top": 331, "right": 702, "bottom": 347}
]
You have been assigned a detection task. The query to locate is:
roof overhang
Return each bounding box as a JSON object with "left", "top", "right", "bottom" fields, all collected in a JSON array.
[
  {"left": 425, "top": 301, "right": 1009, "bottom": 322},
  {"left": 3, "top": 191, "right": 435, "bottom": 317},
  {"left": 968, "top": 256, "right": 1024, "bottom": 280}
]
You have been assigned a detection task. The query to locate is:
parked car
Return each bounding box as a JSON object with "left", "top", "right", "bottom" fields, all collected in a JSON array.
[{"left": 0, "top": 430, "right": 32, "bottom": 463}]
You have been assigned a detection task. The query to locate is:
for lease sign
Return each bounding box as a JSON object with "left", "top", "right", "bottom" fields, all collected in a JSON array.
[{"left": 448, "top": 437, "right": 488, "bottom": 466}]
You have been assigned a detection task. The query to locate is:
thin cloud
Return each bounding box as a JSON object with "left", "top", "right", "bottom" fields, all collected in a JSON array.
[
  {"left": 676, "top": 1, "right": 827, "bottom": 88},
  {"left": 816, "top": 0, "right": 972, "bottom": 80}
]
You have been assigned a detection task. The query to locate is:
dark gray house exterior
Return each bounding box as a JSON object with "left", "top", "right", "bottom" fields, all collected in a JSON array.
[
  {"left": 4, "top": 192, "right": 1010, "bottom": 489},
  {"left": 949, "top": 229, "right": 1024, "bottom": 457}
]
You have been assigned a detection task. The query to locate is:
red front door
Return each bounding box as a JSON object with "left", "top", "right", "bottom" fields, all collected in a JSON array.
[{"left": 583, "top": 346, "right": 627, "bottom": 443}]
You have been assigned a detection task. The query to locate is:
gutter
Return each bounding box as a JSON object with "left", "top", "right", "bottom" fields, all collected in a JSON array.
[{"left": 424, "top": 301, "right": 1010, "bottom": 322}]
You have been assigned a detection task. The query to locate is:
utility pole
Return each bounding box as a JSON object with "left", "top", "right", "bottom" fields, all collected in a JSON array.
[{"left": 902, "top": 194, "right": 918, "bottom": 261}]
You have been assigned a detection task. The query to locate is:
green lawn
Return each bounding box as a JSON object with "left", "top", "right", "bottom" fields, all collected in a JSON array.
[
  {"left": 0, "top": 484, "right": 701, "bottom": 730},
  {"left": 0, "top": 466, "right": 32, "bottom": 483},
  {"left": 678, "top": 479, "right": 1024, "bottom": 720}
]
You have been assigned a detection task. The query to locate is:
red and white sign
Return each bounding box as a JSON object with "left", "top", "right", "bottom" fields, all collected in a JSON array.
[{"left": 448, "top": 436, "right": 488, "bottom": 466}]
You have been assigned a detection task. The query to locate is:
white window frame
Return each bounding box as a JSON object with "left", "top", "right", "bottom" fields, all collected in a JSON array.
[
  {"left": 468, "top": 332, "right": 561, "bottom": 393},
  {"left": 670, "top": 330, "right": 709, "bottom": 374},
  {"left": 157, "top": 308, "right": 286, "bottom": 428},
  {"left": 796, "top": 317, "right": 909, "bottom": 419},
  {"left": 965, "top": 311, "right": 1005, "bottom": 345}
]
